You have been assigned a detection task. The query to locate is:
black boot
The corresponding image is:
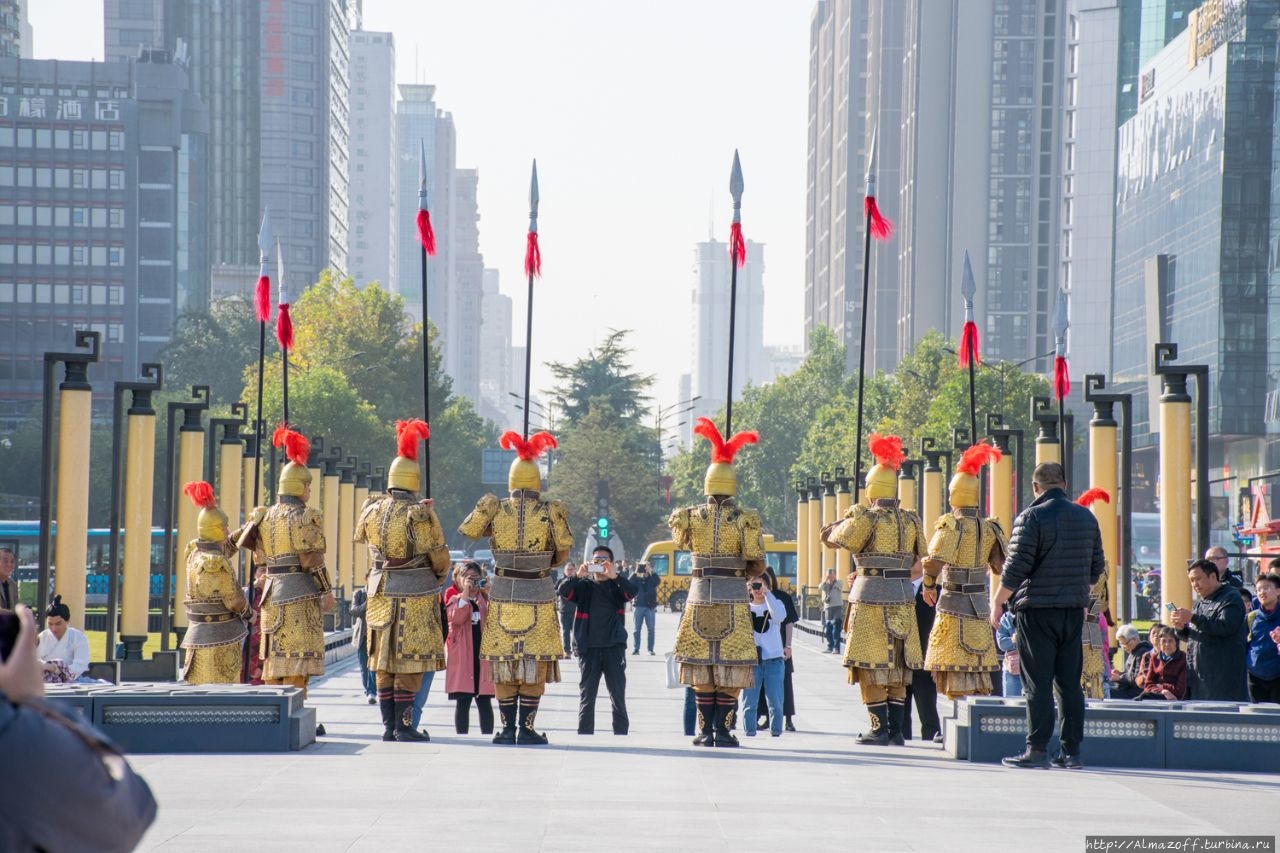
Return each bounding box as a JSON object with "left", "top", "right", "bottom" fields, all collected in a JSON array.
[
  {"left": 393, "top": 698, "right": 429, "bottom": 742},
  {"left": 887, "top": 700, "right": 906, "bottom": 746},
  {"left": 856, "top": 703, "right": 891, "bottom": 745},
  {"left": 516, "top": 697, "right": 549, "bottom": 745},
  {"left": 692, "top": 693, "right": 716, "bottom": 747},
  {"left": 379, "top": 691, "right": 395, "bottom": 742},
  {"left": 713, "top": 694, "right": 739, "bottom": 748},
  {"left": 493, "top": 698, "right": 517, "bottom": 744}
]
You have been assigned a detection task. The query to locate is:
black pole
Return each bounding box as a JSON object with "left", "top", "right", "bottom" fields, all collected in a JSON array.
[
  {"left": 523, "top": 270, "right": 534, "bottom": 440},
  {"left": 420, "top": 245, "right": 432, "bottom": 497},
  {"left": 968, "top": 344, "right": 978, "bottom": 448},
  {"left": 852, "top": 212, "right": 874, "bottom": 495},
  {"left": 725, "top": 260, "right": 740, "bottom": 436},
  {"left": 254, "top": 320, "right": 266, "bottom": 506},
  {"left": 282, "top": 345, "right": 289, "bottom": 428}
]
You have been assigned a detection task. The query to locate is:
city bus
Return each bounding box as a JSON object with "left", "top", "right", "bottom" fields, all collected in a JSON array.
[
  {"left": 638, "top": 534, "right": 797, "bottom": 612},
  {"left": 0, "top": 519, "right": 170, "bottom": 604}
]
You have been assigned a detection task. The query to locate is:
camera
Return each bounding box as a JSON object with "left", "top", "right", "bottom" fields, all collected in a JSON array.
[{"left": 750, "top": 581, "right": 763, "bottom": 590}]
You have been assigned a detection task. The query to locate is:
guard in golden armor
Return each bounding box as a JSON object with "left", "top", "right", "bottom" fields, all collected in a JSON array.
[
  {"left": 240, "top": 427, "right": 333, "bottom": 718},
  {"left": 922, "top": 443, "right": 1007, "bottom": 699},
  {"left": 458, "top": 430, "right": 572, "bottom": 745},
  {"left": 179, "top": 481, "right": 249, "bottom": 684},
  {"left": 671, "top": 418, "right": 764, "bottom": 748},
  {"left": 1076, "top": 488, "right": 1114, "bottom": 699},
  {"left": 355, "top": 419, "right": 451, "bottom": 743},
  {"left": 822, "top": 433, "right": 924, "bottom": 746}
]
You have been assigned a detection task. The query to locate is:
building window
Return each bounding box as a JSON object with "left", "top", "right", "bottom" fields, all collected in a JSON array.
[
  {"left": 35, "top": 283, "right": 51, "bottom": 302},
  {"left": 92, "top": 209, "right": 106, "bottom": 228},
  {"left": 54, "top": 245, "right": 69, "bottom": 265},
  {"left": 16, "top": 127, "right": 31, "bottom": 147},
  {"left": 91, "top": 130, "right": 107, "bottom": 150},
  {"left": 35, "top": 168, "right": 51, "bottom": 188},
  {"left": 109, "top": 209, "right": 124, "bottom": 228},
  {"left": 0, "top": 283, "right": 11, "bottom": 302},
  {"left": 91, "top": 170, "right": 107, "bottom": 190},
  {"left": 71, "top": 284, "right": 86, "bottom": 303},
  {"left": 54, "top": 128, "right": 69, "bottom": 148},
  {"left": 71, "top": 245, "right": 85, "bottom": 265},
  {"left": 16, "top": 206, "right": 30, "bottom": 225},
  {"left": 15, "top": 282, "right": 30, "bottom": 301},
  {"left": 109, "top": 170, "right": 124, "bottom": 190},
  {"left": 0, "top": 166, "right": 11, "bottom": 186},
  {"left": 91, "top": 285, "right": 106, "bottom": 304},
  {"left": 91, "top": 246, "right": 107, "bottom": 266},
  {"left": 0, "top": 245, "right": 12, "bottom": 263},
  {"left": 0, "top": 126, "right": 11, "bottom": 147},
  {"left": 108, "top": 286, "right": 123, "bottom": 304},
  {"left": 16, "top": 244, "right": 32, "bottom": 264},
  {"left": 108, "top": 131, "right": 124, "bottom": 151},
  {"left": 0, "top": 205, "right": 10, "bottom": 225},
  {"left": 35, "top": 207, "right": 50, "bottom": 227},
  {"left": 71, "top": 169, "right": 87, "bottom": 189},
  {"left": 54, "top": 168, "right": 69, "bottom": 188},
  {"left": 35, "top": 245, "right": 50, "bottom": 265},
  {"left": 72, "top": 129, "right": 87, "bottom": 149},
  {"left": 16, "top": 167, "right": 32, "bottom": 187},
  {"left": 54, "top": 207, "right": 69, "bottom": 226},
  {"left": 108, "top": 247, "right": 124, "bottom": 266},
  {"left": 35, "top": 128, "right": 51, "bottom": 148}
]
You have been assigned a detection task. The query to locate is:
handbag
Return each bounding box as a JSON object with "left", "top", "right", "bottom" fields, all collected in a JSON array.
[{"left": 664, "top": 651, "right": 681, "bottom": 689}]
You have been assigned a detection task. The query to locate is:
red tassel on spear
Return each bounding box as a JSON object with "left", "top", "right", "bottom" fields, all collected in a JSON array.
[
  {"left": 729, "top": 221, "right": 745, "bottom": 268},
  {"left": 275, "top": 239, "right": 293, "bottom": 352},
  {"left": 864, "top": 195, "right": 893, "bottom": 241},
  {"left": 416, "top": 208, "right": 436, "bottom": 257},
  {"left": 1054, "top": 354, "right": 1070, "bottom": 400}
]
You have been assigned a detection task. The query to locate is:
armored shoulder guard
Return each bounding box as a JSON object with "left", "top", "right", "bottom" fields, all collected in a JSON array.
[{"left": 458, "top": 492, "right": 500, "bottom": 539}]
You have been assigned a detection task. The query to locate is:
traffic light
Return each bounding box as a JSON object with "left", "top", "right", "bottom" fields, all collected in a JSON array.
[
  {"left": 596, "top": 515, "right": 610, "bottom": 541},
  {"left": 596, "top": 479, "right": 610, "bottom": 542}
]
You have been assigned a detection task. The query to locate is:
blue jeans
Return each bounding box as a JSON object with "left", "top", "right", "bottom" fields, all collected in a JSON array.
[
  {"left": 742, "top": 657, "right": 784, "bottom": 735},
  {"left": 1002, "top": 669, "right": 1023, "bottom": 698},
  {"left": 823, "top": 613, "right": 842, "bottom": 652},
  {"left": 633, "top": 606, "right": 656, "bottom": 653},
  {"left": 356, "top": 640, "right": 375, "bottom": 698},
  {"left": 410, "top": 670, "right": 435, "bottom": 730}
]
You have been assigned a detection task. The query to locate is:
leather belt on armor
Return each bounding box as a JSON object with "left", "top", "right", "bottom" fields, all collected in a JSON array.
[
  {"left": 195, "top": 542, "right": 225, "bottom": 554},
  {"left": 853, "top": 552, "right": 914, "bottom": 579},
  {"left": 691, "top": 555, "right": 746, "bottom": 579},
  {"left": 188, "top": 612, "right": 236, "bottom": 624},
  {"left": 856, "top": 567, "right": 910, "bottom": 579},
  {"left": 371, "top": 555, "right": 426, "bottom": 571},
  {"left": 266, "top": 556, "right": 304, "bottom": 575},
  {"left": 941, "top": 582, "right": 988, "bottom": 594},
  {"left": 495, "top": 566, "right": 551, "bottom": 579}
]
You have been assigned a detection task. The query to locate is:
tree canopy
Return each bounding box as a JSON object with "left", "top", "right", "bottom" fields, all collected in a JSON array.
[{"left": 548, "top": 330, "right": 654, "bottom": 425}]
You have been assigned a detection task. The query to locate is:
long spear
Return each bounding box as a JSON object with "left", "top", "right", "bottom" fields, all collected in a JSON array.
[
  {"left": 1052, "top": 288, "right": 1071, "bottom": 471},
  {"left": 958, "top": 250, "right": 980, "bottom": 445},
  {"left": 521, "top": 159, "right": 541, "bottom": 440},
  {"left": 726, "top": 151, "right": 745, "bottom": 435},
  {"left": 252, "top": 209, "right": 272, "bottom": 509},
  {"left": 851, "top": 125, "right": 893, "bottom": 497},
  {"left": 276, "top": 237, "right": 292, "bottom": 426},
  {"left": 415, "top": 139, "right": 438, "bottom": 497}
]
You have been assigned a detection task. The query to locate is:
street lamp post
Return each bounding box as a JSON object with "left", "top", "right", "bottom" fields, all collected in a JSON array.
[{"left": 654, "top": 396, "right": 700, "bottom": 473}]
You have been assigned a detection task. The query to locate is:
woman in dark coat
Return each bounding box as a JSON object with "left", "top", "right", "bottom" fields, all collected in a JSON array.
[{"left": 756, "top": 568, "right": 799, "bottom": 732}]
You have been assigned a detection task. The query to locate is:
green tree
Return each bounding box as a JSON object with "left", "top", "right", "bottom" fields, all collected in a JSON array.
[
  {"left": 159, "top": 299, "right": 259, "bottom": 404},
  {"left": 548, "top": 330, "right": 654, "bottom": 425},
  {"left": 428, "top": 397, "right": 497, "bottom": 540}
]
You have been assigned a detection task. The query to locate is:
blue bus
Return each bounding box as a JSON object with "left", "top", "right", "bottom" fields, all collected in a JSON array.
[{"left": 0, "top": 519, "right": 171, "bottom": 602}]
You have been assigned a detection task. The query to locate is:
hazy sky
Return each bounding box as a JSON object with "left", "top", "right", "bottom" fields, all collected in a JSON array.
[{"left": 32, "top": 1, "right": 810, "bottom": 412}]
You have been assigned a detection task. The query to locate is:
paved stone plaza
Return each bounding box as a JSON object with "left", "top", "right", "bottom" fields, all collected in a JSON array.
[{"left": 132, "top": 612, "right": 1279, "bottom": 852}]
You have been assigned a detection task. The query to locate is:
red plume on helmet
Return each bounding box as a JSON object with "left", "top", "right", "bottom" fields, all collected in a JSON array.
[
  {"left": 183, "top": 480, "right": 216, "bottom": 510},
  {"left": 272, "top": 425, "right": 310, "bottom": 467},
  {"left": 692, "top": 417, "right": 759, "bottom": 464},
  {"left": 395, "top": 419, "right": 431, "bottom": 461},
  {"left": 956, "top": 442, "right": 1002, "bottom": 476},
  {"left": 499, "top": 430, "right": 558, "bottom": 461},
  {"left": 867, "top": 432, "right": 906, "bottom": 471},
  {"left": 1076, "top": 487, "right": 1111, "bottom": 508}
]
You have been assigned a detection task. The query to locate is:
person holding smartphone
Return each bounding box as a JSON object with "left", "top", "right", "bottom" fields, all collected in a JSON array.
[
  {"left": 446, "top": 562, "right": 495, "bottom": 734},
  {"left": 741, "top": 573, "right": 786, "bottom": 737},
  {"left": 559, "top": 547, "right": 636, "bottom": 735}
]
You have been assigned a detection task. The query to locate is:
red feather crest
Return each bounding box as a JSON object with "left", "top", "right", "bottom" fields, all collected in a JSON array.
[
  {"left": 867, "top": 432, "right": 906, "bottom": 471},
  {"left": 499, "top": 430, "right": 557, "bottom": 461},
  {"left": 1076, "top": 487, "right": 1111, "bottom": 508},
  {"left": 272, "top": 425, "right": 310, "bottom": 467},
  {"left": 693, "top": 417, "right": 759, "bottom": 464},
  {"left": 395, "top": 419, "right": 431, "bottom": 461},
  {"left": 956, "top": 442, "right": 1002, "bottom": 476},
  {"left": 183, "top": 480, "right": 216, "bottom": 510}
]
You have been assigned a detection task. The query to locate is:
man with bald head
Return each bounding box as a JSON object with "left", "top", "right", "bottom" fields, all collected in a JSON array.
[{"left": 1204, "top": 546, "right": 1244, "bottom": 591}]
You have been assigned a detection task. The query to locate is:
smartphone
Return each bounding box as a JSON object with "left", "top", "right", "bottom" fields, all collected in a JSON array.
[
  {"left": 0, "top": 612, "right": 19, "bottom": 662},
  {"left": 588, "top": 564, "right": 605, "bottom": 574},
  {"left": 1165, "top": 602, "right": 1176, "bottom": 614}
]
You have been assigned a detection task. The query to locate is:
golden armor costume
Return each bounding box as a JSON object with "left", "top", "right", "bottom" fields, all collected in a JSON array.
[
  {"left": 355, "top": 419, "right": 451, "bottom": 742},
  {"left": 179, "top": 481, "right": 249, "bottom": 684},
  {"left": 672, "top": 418, "right": 763, "bottom": 748},
  {"left": 923, "top": 443, "right": 1007, "bottom": 699},
  {"left": 822, "top": 433, "right": 923, "bottom": 746},
  {"left": 241, "top": 428, "right": 331, "bottom": 698},
  {"left": 458, "top": 430, "right": 572, "bottom": 745},
  {"left": 1076, "top": 488, "right": 1113, "bottom": 699}
]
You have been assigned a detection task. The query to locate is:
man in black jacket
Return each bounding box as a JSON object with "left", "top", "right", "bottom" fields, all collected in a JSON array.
[
  {"left": 991, "top": 463, "right": 1105, "bottom": 770},
  {"left": 631, "top": 562, "right": 661, "bottom": 655},
  {"left": 559, "top": 546, "right": 637, "bottom": 735},
  {"left": 1172, "top": 559, "right": 1248, "bottom": 700}
]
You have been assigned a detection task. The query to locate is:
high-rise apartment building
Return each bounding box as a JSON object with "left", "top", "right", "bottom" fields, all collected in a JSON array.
[
  {"left": 105, "top": 0, "right": 352, "bottom": 296},
  {"left": 478, "top": 268, "right": 512, "bottom": 425},
  {"left": 395, "top": 84, "right": 453, "bottom": 324},
  {"left": 451, "top": 168, "right": 483, "bottom": 405},
  {"left": 690, "top": 238, "right": 765, "bottom": 432},
  {"left": 348, "top": 30, "right": 397, "bottom": 293},
  {"left": 0, "top": 55, "right": 209, "bottom": 410},
  {"left": 1, "top": 0, "right": 25, "bottom": 59}
]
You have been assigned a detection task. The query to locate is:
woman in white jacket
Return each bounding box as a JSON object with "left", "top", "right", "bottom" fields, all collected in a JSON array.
[
  {"left": 36, "top": 596, "right": 90, "bottom": 682},
  {"left": 741, "top": 574, "right": 787, "bottom": 737}
]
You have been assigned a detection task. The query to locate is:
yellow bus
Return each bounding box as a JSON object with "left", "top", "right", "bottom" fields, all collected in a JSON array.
[{"left": 638, "top": 534, "right": 797, "bottom": 612}]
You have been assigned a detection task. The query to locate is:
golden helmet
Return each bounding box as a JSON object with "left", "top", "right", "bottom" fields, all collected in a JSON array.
[
  {"left": 183, "top": 480, "right": 228, "bottom": 542},
  {"left": 865, "top": 432, "right": 906, "bottom": 501},
  {"left": 693, "top": 417, "right": 758, "bottom": 497},
  {"left": 950, "top": 442, "right": 1002, "bottom": 508},
  {"left": 500, "top": 430, "right": 556, "bottom": 492},
  {"left": 273, "top": 426, "right": 312, "bottom": 498},
  {"left": 388, "top": 418, "right": 430, "bottom": 492}
]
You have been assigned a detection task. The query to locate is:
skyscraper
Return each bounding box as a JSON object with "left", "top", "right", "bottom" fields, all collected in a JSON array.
[
  {"left": 395, "top": 84, "right": 453, "bottom": 324},
  {"left": 347, "top": 29, "right": 397, "bottom": 294},
  {"left": 452, "top": 167, "right": 483, "bottom": 405},
  {"left": 478, "top": 268, "right": 513, "bottom": 424},
  {"left": 0, "top": 0, "right": 25, "bottom": 59},
  {"left": 690, "top": 238, "right": 765, "bottom": 432}
]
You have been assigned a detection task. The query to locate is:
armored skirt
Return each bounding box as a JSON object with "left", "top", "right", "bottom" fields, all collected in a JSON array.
[
  {"left": 366, "top": 565, "right": 446, "bottom": 674},
  {"left": 1081, "top": 569, "right": 1110, "bottom": 699},
  {"left": 259, "top": 572, "right": 326, "bottom": 679},
  {"left": 673, "top": 576, "right": 757, "bottom": 690},
  {"left": 842, "top": 566, "right": 922, "bottom": 689},
  {"left": 179, "top": 542, "right": 248, "bottom": 685},
  {"left": 480, "top": 573, "right": 563, "bottom": 685}
]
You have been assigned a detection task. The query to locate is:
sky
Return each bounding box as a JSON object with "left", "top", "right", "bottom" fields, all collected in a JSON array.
[{"left": 30, "top": 1, "right": 810, "bottom": 411}]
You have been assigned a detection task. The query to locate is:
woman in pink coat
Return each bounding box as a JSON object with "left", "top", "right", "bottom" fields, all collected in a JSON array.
[{"left": 446, "top": 562, "right": 496, "bottom": 734}]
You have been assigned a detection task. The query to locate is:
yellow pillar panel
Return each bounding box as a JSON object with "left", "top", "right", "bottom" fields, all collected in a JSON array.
[
  {"left": 821, "top": 490, "right": 837, "bottom": 574},
  {"left": 795, "top": 497, "right": 809, "bottom": 592},
  {"left": 806, "top": 495, "right": 822, "bottom": 589},
  {"left": 53, "top": 388, "right": 92, "bottom": 630},
  {"left": 897, "top": 477, "right": 917, "bottom": 517},
  {"left": 323, "top": 474, "right": 340, "bottom": 590},
  {"left": 1090, "top": 422, "right": 1120, "bottom": 637},
  {"left": 990, "top": 454, "right": 1014, "bottom": 537},
  {"left": 353, "top": 485, "right": 370, "bottom": 586},
  {"left": 121, "top": 412, "right": 156, "bottom": 639},
  {"left": 834, "top": 487, "right": 852, "bottom": 584},
  {"left": 922, "top": 469, "right": 943, "bottom": 530},
  {"left": 1160, "top": 399, "right": 1193, "bottom": 613},
  {"left": 1035, "top": 439, "right": 1060, "bottom": 466},
  {"left": 173, "top": 429, "right": 205, "bottom": 630},
  {"left": 307, "top": 466, "right": 323, "bottom": 510},
  {"left": 242, "top": 455, "right": 266, "bottom": 513},
  {"left": 337, "top": 481, "right": 355, "bottom": 595},
  {"left": 219, "top": 443, "right": 242, "bottom": 530}
]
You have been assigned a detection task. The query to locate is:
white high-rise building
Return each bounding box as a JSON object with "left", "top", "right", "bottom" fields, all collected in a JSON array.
[
  {"left": 396, "top": 84, "right": 454, "bottom": 325},
  {"left": 690, "top": 239, "right": 766, "bottom": 433},
  {"left": 348, "top": 30, "right": 398, "bottom": 294},
  {"left": 479, "top": 268, "right": 513, "bottom": 424}
]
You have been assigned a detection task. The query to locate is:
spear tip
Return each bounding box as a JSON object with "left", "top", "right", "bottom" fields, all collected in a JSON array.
[
  {"left": 960, "top": 249, "right": 977, "bottom": 301},
  {"left": 529, "top": 159, "right": 540, "bottom": 213},
  {"left": 258, "top": 207, "right": 272, "bottom": 254},
  {"left": 729, "top": 149, "right": 744, "bottom": 201}
]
